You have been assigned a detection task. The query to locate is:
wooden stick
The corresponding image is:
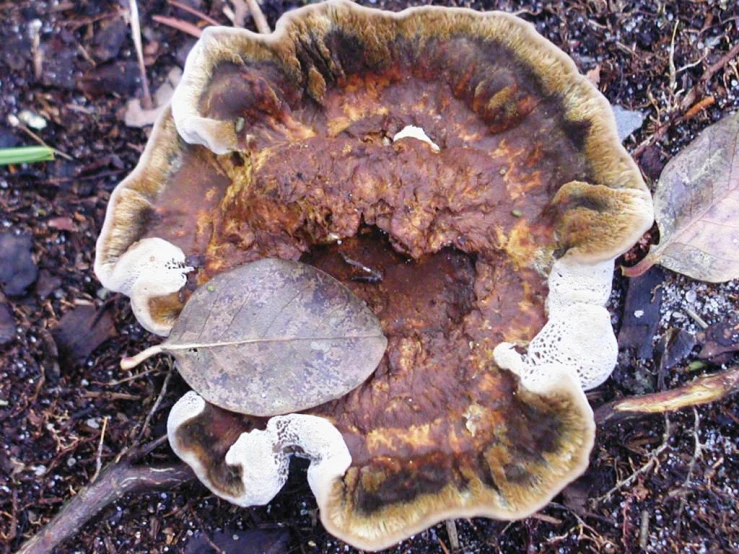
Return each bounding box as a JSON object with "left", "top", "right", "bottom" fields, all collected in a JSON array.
[
  {"left": 168, "top": 0, "right": 219, "bottom": 26},
  {"left": 595, "top": 367, "right": 739, "bottom": 425},
  {"left": 16, "top": 463, "right": 194, "bottom": 554},
  {"left": 128, "top": 0, "right": 153, "bottom": 110}
]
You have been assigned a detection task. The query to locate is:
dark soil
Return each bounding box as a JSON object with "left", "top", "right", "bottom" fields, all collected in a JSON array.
[{"left": 1, "top": 1, "right": 738, "bottom": 553}]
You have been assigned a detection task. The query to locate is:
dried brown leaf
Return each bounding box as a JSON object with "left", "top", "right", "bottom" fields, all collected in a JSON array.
[
  {"left": 624, "top": 112, "right": 739, "bottom": 282},
  {"left": 122, "top": 259, "right": 387, "bottom": 416}
]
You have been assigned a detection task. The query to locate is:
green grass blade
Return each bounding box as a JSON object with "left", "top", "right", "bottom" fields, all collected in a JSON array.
[{"left": 0, "top": 146, "right": 55, "bottom": 166}]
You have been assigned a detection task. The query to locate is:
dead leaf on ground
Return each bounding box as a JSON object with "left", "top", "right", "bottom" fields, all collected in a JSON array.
[
  {"left": 697, "top": 315, "right": 739, "bottom": 364},
  {"left": 122, "top": 259, "right": 387, "bottom": 417},
  {"left": 624, "top": 111, "right": 739, "bottom": 282},
  {"left": 0, "top": 233, "right": 38, "bottom": 296},
  {"left": 51, "top": 304, "right": 117, "bottom": 369},
  {"left": 655, "top": 328, "right": 697, "bottom": 373},
  {"left": 77, "top": 61, "right": 140, "bottom": 98}
]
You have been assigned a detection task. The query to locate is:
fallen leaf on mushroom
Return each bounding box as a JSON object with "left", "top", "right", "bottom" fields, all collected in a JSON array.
[
  {"left": 122, "top": 258, "right": 387, "bottom": 416},
  {"left": 94, "top": 1, "right": 653, "bottom": 551}
]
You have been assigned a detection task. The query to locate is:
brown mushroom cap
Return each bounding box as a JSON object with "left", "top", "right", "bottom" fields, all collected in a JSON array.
[{"left": 96, "top": 1, "right": 654, "bottom": 550}]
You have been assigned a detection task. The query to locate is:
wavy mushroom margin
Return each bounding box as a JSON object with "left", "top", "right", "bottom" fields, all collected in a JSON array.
[{"left": 94, "top": 1, "right": 654, "bottom": 551}]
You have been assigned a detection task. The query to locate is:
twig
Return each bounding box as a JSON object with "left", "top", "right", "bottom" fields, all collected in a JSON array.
[
  {"left": 672, "top": 408, "right": 703, "bottom": 535},
  {"left": 128, "top": 0, "right": 153, "bottom": 110},
  {"left": 227, "top": 0, "right": 247, "bottom": 28},
  {"left": 135, "top": 367, "right": 174, "bottom": 443},
  {"left": 7, "top": 116, "right": 73, "bottom": 161},
  {"left": 240, "top": 0, "right": 270, "bottom": 34},
  {"left": 189, "top": 509, "right": 227, "bottom": 554},
  {"left": 668, "top": 20, "right": 679, "bottom": 91},
  {"left": 697, "top": 41, "right": 739, "bottom": 89},
  {"left": 595, "top": 367, "right": 739, "bottom": 425},
  {"left": 445, "top": 519, "right": 460, "bottom": 551},
  {"left": 152, "top": 14, "right": 203, "bottom": 38},
  {"left": 30, "top": 19, "right": 43, "bottom": 80},
  {"left": 597, "top": 416, "right": 672, "bottom": 502},
  {"left": 16, "top": 445, "right": 194, "bottom": 554},
  {"left": 168, "top": 0, "right": 219, "bottom": 25},
  {"left": 683, "top": 96, "right": 716, "bottom": 121},
  {"left": 91, "top": 416, "right": 108, "bottom": 484},
  {"left": 639, "top": 509, "right": 650, "bottom": 550},
  {"left": 683, "top": 306, "right": 709, "bottom": 330},
  {"left": 633, "top": 41, "right": 739, "bottom": 159},
  {"left": 100, "top": 365, "right": 162, "bottom": 386}
]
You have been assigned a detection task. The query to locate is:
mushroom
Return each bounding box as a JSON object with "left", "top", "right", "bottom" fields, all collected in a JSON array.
[{"left": 94, "top": 1, "right": 653, "bottom": 551}]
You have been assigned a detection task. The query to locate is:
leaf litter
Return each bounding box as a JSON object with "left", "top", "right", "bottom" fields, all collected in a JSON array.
[
  {"left": 625, "top": 111, "right": 739, "bottom": 282},
  {"left": 122, "top": 258, "right": 387, "bottom": 416}
]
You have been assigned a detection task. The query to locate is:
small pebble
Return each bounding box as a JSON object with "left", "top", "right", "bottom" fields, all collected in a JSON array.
[{"left": 18, "top": 109, "right": 48, "bottom": 130}]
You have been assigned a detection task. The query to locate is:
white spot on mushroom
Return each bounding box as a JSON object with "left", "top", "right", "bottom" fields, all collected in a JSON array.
[
  {"left": 392, "top": 125, "right": 440, "bottom": 152},
  {"left": 463, "top": 404, "right": 484, "bottom": 437}
]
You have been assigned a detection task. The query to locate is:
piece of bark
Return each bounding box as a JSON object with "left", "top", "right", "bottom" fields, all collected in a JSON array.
[
  {"left": 618, "top": 266, "right": 665, "bottom": 359},
  {"left": 656, "top": 328, "right": 696, "bottom": 372},
  {"left": 184, "top": 528, "right": 290, "bottom": 554}
]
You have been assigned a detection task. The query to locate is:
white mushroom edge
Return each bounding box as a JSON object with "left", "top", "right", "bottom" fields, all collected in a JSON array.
[
  {"left": 168, "top": 391, "right": 352, "bottom": 507},
  {"left": 494, "top": 255, "right": 618, "bottom": 391},
  {"left": 96, "top": 237, "right": 192, "bottom": 336}
]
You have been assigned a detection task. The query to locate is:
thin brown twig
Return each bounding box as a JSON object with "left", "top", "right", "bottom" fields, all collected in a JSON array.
[
  {"left": 673, "top": 408, "right": 703, "bottom": 535},
  {"left": 597, "top": 416, "right": 672, "bottom": 502},
  {"left": 90, "top": 416, "right": 108, "bottom": 484},
  {"left": 16, "top": 437, "right": 194, "bottom": 554},
  {"left": 152, "top": 14, "right": 203, "bottom": 38},
  {"left": 9, "top": 119, "right": 73, "bottom": 161},
  {"left": 697, "top": 41, "right": 739, "bottom": 88},
  {"left": 189, "top": 509, "right": 227, "bottom": 554},
  {"left": 99, "top": 365, "right": 162, "bottom": 386},
  {"left": 168, "top": 0, "right": 219, "bottom": 25},
  {"left": 18, "top": 464, "right": 194, "bottom": 554},
  {"left": 633, "top": 41, "right": 739, "bottom": 159},
  {"left": 136, "top": 367, "right": 174, "bottom": 444},
  {"left": 595, "top": 367, "right": 739, "bottom": 425}
]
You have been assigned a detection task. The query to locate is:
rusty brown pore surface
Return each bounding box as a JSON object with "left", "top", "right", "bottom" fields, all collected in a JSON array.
[{"left": 92, "top": 0, "right": 653, "bottom": 549}]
